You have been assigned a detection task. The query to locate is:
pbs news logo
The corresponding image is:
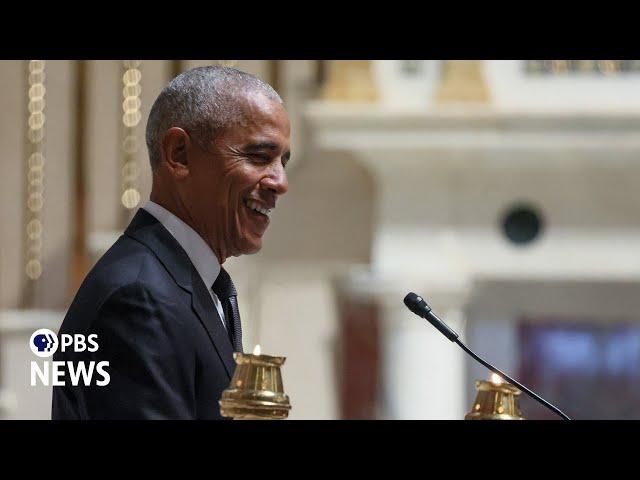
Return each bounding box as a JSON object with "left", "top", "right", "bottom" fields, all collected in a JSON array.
[{"left": 29, "top": 328, "right": 110, "bottom": 387}]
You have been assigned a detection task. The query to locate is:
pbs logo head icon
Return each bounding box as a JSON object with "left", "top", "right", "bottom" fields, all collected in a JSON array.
[{"left": 30, "top": 328, "right": 58, "bottom": 357}]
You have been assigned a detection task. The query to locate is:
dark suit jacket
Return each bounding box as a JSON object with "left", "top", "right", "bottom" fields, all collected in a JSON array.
[{"left": 52, "top": 209, "right": 236, "bottom": 419}]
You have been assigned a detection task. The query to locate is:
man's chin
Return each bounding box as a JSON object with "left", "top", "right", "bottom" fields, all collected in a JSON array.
[
  {"left": 243, "top": 245, "right": 262, "bottom": 255},
  {"left": 236, "top": 236, "right": 263, "bottom": 256}
]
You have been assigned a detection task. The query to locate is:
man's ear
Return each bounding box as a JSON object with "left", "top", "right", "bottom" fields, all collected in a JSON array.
[{"left": 160, "top": 127, "right": 191, "bottom": 179}]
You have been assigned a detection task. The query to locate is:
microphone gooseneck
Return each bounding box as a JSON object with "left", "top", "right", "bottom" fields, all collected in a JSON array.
[{"left": 403, "top": 292, "right": 572, "bottom": 421}]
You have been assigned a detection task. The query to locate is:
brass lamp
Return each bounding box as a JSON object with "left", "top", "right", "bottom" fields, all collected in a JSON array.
[
  {"left": 465, "top": 373, "right": 525, "bottom": 420},
  {"left": 219, "top": 345, "right": 292, "bottom": 420}
]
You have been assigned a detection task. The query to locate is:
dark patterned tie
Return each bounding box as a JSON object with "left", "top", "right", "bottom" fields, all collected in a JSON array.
[{"left": 211, "top": 267, "right": 243, "bottom": 352}]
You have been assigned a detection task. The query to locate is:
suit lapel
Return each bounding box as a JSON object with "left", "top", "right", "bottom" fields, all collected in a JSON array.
[
  {"left": 125, "top": 208, "right": 236, "bottom": 379},
  {"left": 189, "top": 267, "right": 236, "bottom": 378}
]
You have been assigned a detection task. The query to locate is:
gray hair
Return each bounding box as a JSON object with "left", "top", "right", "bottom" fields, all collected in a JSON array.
[{"left": 145, "top": 65, "right": 282, "bottom": 170}]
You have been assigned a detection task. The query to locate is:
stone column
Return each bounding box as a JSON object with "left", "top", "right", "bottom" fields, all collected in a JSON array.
[
  {"left": 379, "top": 286, "right": 468, "bottom": 419},
  {"left": 342, "top": 271, "right": 470, "bottom": 419}
]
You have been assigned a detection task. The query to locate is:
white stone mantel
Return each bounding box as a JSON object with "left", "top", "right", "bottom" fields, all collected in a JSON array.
[
  {"left": 305, "top": 102, "right": 640, "bottom": 161},
  {"left": 304, "top": 102, "right": 640, "bottom": 285}
]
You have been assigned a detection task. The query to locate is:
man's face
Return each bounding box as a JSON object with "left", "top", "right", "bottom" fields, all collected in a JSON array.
[{"left": 182, "top": 92, "right": 290, "bottom": 261}]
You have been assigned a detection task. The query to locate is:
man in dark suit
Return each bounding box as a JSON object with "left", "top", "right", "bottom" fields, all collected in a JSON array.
[{"left": 52, "top": 66, "right": 291, "bottom": 419}]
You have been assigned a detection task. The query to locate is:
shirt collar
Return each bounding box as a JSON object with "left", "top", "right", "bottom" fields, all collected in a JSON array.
[{"left": 142, "top": 200, "right": 220, "bottom": 289}]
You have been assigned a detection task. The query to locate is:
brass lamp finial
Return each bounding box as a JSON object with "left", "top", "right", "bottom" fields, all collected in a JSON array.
[{"left": 465, "top": 373, "right": 525, "bottom": 420}]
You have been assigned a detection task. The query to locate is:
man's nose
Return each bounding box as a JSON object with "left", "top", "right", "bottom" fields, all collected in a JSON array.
[{"left": 261, "top": 163, "right": 288, "bottom": 195}]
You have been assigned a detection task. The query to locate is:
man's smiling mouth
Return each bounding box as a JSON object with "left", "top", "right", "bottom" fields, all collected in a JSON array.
[{"left": 243, "top": 198, "right": 272, "bottom": 217}]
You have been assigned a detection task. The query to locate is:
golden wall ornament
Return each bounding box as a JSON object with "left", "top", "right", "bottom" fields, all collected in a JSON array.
[
  {"left": 321, "top": 60, "right": 378, "bottom": 102},
  {"left": 24, "top": 60, "right": 46, "bottom": 287},
  {"left": 436, "top": 60, "right": 490, "bottom": 104}
]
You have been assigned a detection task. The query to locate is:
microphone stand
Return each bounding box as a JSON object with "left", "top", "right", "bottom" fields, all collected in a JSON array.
[
  {"left": 404, "top": 292, "right": 572, "bottom": 420},
  {"left": 455, "top": 339, "right": 571, "bottom": 420}
]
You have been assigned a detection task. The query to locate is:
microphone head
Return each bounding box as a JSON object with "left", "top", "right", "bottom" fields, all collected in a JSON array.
[{"left": 403, "top": 292, "right": 432, "bottom": 317}]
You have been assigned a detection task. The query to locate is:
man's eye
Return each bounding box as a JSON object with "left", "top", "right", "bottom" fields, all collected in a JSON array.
[{"left": 250, "top": 153, "right": 270, "bottom": 162}]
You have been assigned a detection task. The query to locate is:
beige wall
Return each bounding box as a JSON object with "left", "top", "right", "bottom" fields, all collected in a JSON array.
[
  {"left": 0, "top": 60, "right": 74, "bottom": 311},
  {"left": 0, "top": 61, "right": 25, "bottom": 310}
]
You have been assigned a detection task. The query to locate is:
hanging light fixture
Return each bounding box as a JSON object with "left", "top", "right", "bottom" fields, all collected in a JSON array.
[
  {"left": 25, "top": 60, "right": 46, "bottom": 289},
  {"left": 120, "top": 60, "right": 142, "bottom": 213}
]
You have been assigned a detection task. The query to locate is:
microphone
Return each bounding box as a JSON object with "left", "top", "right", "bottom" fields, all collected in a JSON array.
[{"left": 403, "top": 292, "right": 572, "bottom": 420}]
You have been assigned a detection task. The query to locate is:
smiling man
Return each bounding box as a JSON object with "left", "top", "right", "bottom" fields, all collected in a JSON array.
[{"left": 52, "top": 66, "right": 290, "bottom": 419}]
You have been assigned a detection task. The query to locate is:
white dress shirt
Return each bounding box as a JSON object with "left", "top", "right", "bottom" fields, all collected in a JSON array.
[{"left": 142, "top": 201, "right": 227, "bottom": 329}]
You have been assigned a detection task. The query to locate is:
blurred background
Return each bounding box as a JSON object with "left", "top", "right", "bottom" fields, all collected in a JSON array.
[{"left": 1, "top": 60, "right": 640, "bottom": 419}]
